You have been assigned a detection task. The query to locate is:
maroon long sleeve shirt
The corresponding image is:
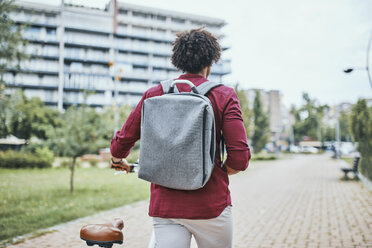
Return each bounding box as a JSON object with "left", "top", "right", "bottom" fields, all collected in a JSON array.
[{"left": 111, "top": 74, "right": 251, "bottom": 219}]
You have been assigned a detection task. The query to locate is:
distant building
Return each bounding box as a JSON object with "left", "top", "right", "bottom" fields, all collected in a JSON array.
[
  {"left": 245, "top": 89, "right": 283, "bottom": 131},
  {"left": 244, "top": 89, "right": 290, "bottom": 144},
  {"left": 5, "top": 0, "right": 231, "bottom": 109}
]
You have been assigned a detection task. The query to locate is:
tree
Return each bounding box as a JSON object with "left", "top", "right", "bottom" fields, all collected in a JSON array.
[
  {"left": 0, "top": 0, "right": 28, "bottom": 81},
  {"left": 0, "top": 90, "right": 61, "bottom": 139},
  {"left": 98, "top": 104, "right": 133, "bottom": 146},
  {"left": 47, "top": 106, "right": 104, "bottom": 193},
  {"left": 45, "top": 102, "right": 133, "bottom": 193},
  {"left": 339, "top": 111, "right": 352, "bottom": 142},
  {"left": 234, "top": 85, "right": 251, "bottom": 137},
  {"left": 323, "top": 126, "right": 335, "bottom": 142},
  {"left": 350, "top": 99, "right": 372, "bottom": 181},
  {"left": 291, "top": 93, "right": 328, "bottom": 142},
  {"left": 0, "top": 0, "right": 29, "bottom": 137},
  {"left": 0, "top": 85, "right": 12, "bottom": 137},
  {"left": 251, "top": 90, "right": 270, "bottom": 153}
]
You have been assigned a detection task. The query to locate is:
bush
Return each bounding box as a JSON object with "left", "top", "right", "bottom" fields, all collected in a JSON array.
[
  {"left": 251, "top": 154, "right": 277, "bottom": 161},
  {"left": 359, "top": 156, "right": 372, "bottom": 181},
  {"left": 0, "top": 149, "right": 53, "bottom": 169},
  {"left": 350, "top": 99, "right": 372, "bottom": 181},
  {"left": 35, "top": 147, "right": 54, "bottom": 165}
]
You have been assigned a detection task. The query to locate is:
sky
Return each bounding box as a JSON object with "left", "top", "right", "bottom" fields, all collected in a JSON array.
[{"left": 27, "top": 0, "right": 372, "bottom": 107}]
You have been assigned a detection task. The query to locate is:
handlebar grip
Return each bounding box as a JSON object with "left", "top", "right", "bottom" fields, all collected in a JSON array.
[{"left": 128, "top": 164, "right": 137, "bottom": 173}]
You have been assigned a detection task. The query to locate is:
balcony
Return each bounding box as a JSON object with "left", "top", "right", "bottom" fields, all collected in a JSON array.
[
  {"left": 27, "top": 46, "right": 59, "bottom": 59},
  {"left": 64, "top": 34, "right": 111, "bottom": 50},
  {"left": 211, "top": 61, "right": 231, "bottom": 75},
  {"left": 64, "top": 73, "right": 112, "bottom": 92},
  {"left": 10, "top": 12, "right": 58, "bottom": 27},
  {"left": 6, "top": 74, "right": 59, "bottom": 90},
  {"left": 123, "top": 71, "right": 150, "bottom": 81},
  {"left": 23, "top": 30, "right": 58, "bottom": 45},
  {"left": 116, "top": 27, "right": 173, "bottom": 43},
  {"left": 21, "top": 60, "right": 59, "bottom": 73},
  {"left": 116, "top": 82, "right": 148, "bottom": 94},
  {"left": 64, "top": 52, "right": 110, "bottom": 65},
  {"left": 118, "top": 15, "right": 168, "bottom": 29}
]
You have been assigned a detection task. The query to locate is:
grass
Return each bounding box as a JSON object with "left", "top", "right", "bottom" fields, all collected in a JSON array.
[
  {"left": 341, "top": 157, "right": 353, "bottom": 166},
  {"left": 251, "top": 152, "right": 278, "bottom": 161},
  {"left": 0, "top": 167, "right": 150, "bottom": 242}
]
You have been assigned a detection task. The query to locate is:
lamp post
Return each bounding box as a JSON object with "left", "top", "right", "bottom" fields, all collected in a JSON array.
[{"left": 343, "top": 31, "right": 372, "bottom": 89}]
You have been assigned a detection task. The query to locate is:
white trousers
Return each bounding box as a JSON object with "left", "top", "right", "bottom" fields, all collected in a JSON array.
[{"left": 148, "top": 206, "right": 233, "bottom": 248}]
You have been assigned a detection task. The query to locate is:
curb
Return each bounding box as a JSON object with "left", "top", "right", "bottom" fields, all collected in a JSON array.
[{"left": 358, "top": 173, "right": 372, "bottom": 192}]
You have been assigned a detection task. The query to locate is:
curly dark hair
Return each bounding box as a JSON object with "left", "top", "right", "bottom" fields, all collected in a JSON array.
[{"left": 171, "top": 27, "right": 221, "bottom": 74}]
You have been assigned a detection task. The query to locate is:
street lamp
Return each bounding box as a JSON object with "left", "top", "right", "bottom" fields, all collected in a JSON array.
[{"left": 343, "top": 31, "right": 372, "bottom": 89}]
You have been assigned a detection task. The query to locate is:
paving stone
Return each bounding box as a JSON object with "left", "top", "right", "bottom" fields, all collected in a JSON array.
[{"left": 7, "top": 154, "right": 372, "bottom": 248}]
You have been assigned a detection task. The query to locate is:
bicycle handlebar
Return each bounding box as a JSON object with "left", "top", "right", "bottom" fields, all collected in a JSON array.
[{"left": 114, "top": 163, "right": 138, "bottom": 175}]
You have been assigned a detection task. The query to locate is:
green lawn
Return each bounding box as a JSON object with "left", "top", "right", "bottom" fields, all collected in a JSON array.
[
  {"left": 341, "top": 157, "right": 353, "bottom": 166},
  {"left": 0, "top": 167, "right": 149, "bottom": 241}
]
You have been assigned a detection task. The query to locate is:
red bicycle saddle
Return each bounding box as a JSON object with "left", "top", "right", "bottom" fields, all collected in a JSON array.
[{"left": 80, "top": 218, "right": 124, "bottom": 248}]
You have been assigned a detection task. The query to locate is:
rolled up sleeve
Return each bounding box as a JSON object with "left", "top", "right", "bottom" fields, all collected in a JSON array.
[
  {"left": 110, "top": 93, "right": 146, "bottom": 158},
  {"left": 222, "top": 89, "right": 251, "bottom": 171}
]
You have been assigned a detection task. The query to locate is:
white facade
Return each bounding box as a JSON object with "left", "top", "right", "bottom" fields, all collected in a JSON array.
[
  {"left": 244, "top": 89, "right": 288, "bottom": 138},
  {"left": 5, "top": 0, "right": 231, "bottom": 108}
]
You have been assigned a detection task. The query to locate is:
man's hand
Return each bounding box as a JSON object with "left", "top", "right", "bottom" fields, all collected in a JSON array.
[
  {"left": 224, "top": 162, "right": 239, "bottom": 175},
  {"left": 110, "top": 157, "right": 131, "bottom": 173}
]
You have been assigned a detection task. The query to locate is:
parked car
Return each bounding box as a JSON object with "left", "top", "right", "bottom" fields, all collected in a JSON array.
[
  {"left": 289, "top": 145, "right": 301, "bottom": 153},
  {"left": 301, "top": 146, "right": 318, "bottom": 154}
]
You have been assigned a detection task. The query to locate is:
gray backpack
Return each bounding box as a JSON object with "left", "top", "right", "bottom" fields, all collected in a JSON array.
[{"left": 138, "top": 79, "right": 223, "bottom": 190}]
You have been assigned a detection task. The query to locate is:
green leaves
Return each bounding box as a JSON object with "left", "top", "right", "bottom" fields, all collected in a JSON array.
[
  {"left": 0, "top": 90, "right": 61, "bottom": 140},
  {"left": 291, "top": 93, "right": 329, "bottom": 142},
  {"left": 350, "top": 99, "right": 372, "bottom": 181},
  {"left": 46, "top": 104, "right": 132, "bottom": 158},
  {"left": 45, "top": 104, "right": 133, "bottom": 193},
  {"left": 351, "top": 99, "right": 372, "bottom": 155},
  {"left": 0, "top": 0, "right": 28, "bottom": 76},
  {"left": 47, "top": 106, "right": 98, "bottom": 158},
  {"left": 252, "top": 90, "right": 270, "bottom": 153},
  {"left": 235, "top": 85, "right": 252, "bottom": 138}
]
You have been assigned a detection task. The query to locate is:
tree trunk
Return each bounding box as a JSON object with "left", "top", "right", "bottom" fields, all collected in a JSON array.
[{"left": 70, "top": 157, "right": 76, "bottom": 193}]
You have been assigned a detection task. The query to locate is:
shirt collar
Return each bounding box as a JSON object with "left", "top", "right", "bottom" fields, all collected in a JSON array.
[{"left": 178, "top": 74, "right": 207, "bottom": 80}]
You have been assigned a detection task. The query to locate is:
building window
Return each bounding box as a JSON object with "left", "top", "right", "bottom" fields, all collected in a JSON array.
[
  {"left": 46, "top": 28, "right": 56, "bottom": 35},
  {"left": 156, "top": 15, "right": 166, "bottom": 22},
  {"left": 119, "top": 9, "right": 128, "bottom": 15},
  {"left": 26, "top": 27, "right": 40, "bottom": 34},
  {"left": 133, "top": 11, "right": 148, "bottom": 19},
  {"left": 172, "top": 17, "right": 185, "bottom": 24},
  {"left": 191, "top": 21, "right": 204, "bottom": 27}
]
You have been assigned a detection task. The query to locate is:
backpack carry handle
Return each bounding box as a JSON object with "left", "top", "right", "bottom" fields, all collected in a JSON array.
[{"left": 169, "top": 80, "right": 200, "bottom": 94}]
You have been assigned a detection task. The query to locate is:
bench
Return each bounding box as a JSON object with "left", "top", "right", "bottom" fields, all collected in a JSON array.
[{"left": 341, "top": 157, "right": 360, "bottom": 179}]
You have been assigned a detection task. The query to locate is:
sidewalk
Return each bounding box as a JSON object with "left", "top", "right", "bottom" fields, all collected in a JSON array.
[{"left": 8, "top": 154, "right": 372, "bottom": 247}]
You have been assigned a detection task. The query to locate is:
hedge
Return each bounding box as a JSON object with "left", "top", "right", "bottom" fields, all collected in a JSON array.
[
  {"left": 359, "top": 156, "right": 372, "bottom": 182},
  {"left": 0, "top": 148, "right": 53, "bottom": 169}
]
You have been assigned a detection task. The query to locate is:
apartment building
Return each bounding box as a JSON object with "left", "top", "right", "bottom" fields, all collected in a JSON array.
[
  {"left": 245, "top": 89, "right": 284, "bottom": 132},
  {"left": 4, "top": 0, "right": 231, "bottom": 109},
  {"left": 244, "top": 88, "right": 293, "bottom": 147}
]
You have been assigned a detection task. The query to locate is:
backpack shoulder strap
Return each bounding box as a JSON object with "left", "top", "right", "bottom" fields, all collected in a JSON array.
[
  {"left": 196, "top": 81, "right": 223, "bottom": 96},
  {"left": 160, "top": 79, "right": 179, "bottom": 94}
]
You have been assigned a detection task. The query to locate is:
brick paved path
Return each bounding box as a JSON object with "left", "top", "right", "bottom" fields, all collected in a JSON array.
[{"left": 7, "top": 154, "right": 372, "bottom": 248}]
